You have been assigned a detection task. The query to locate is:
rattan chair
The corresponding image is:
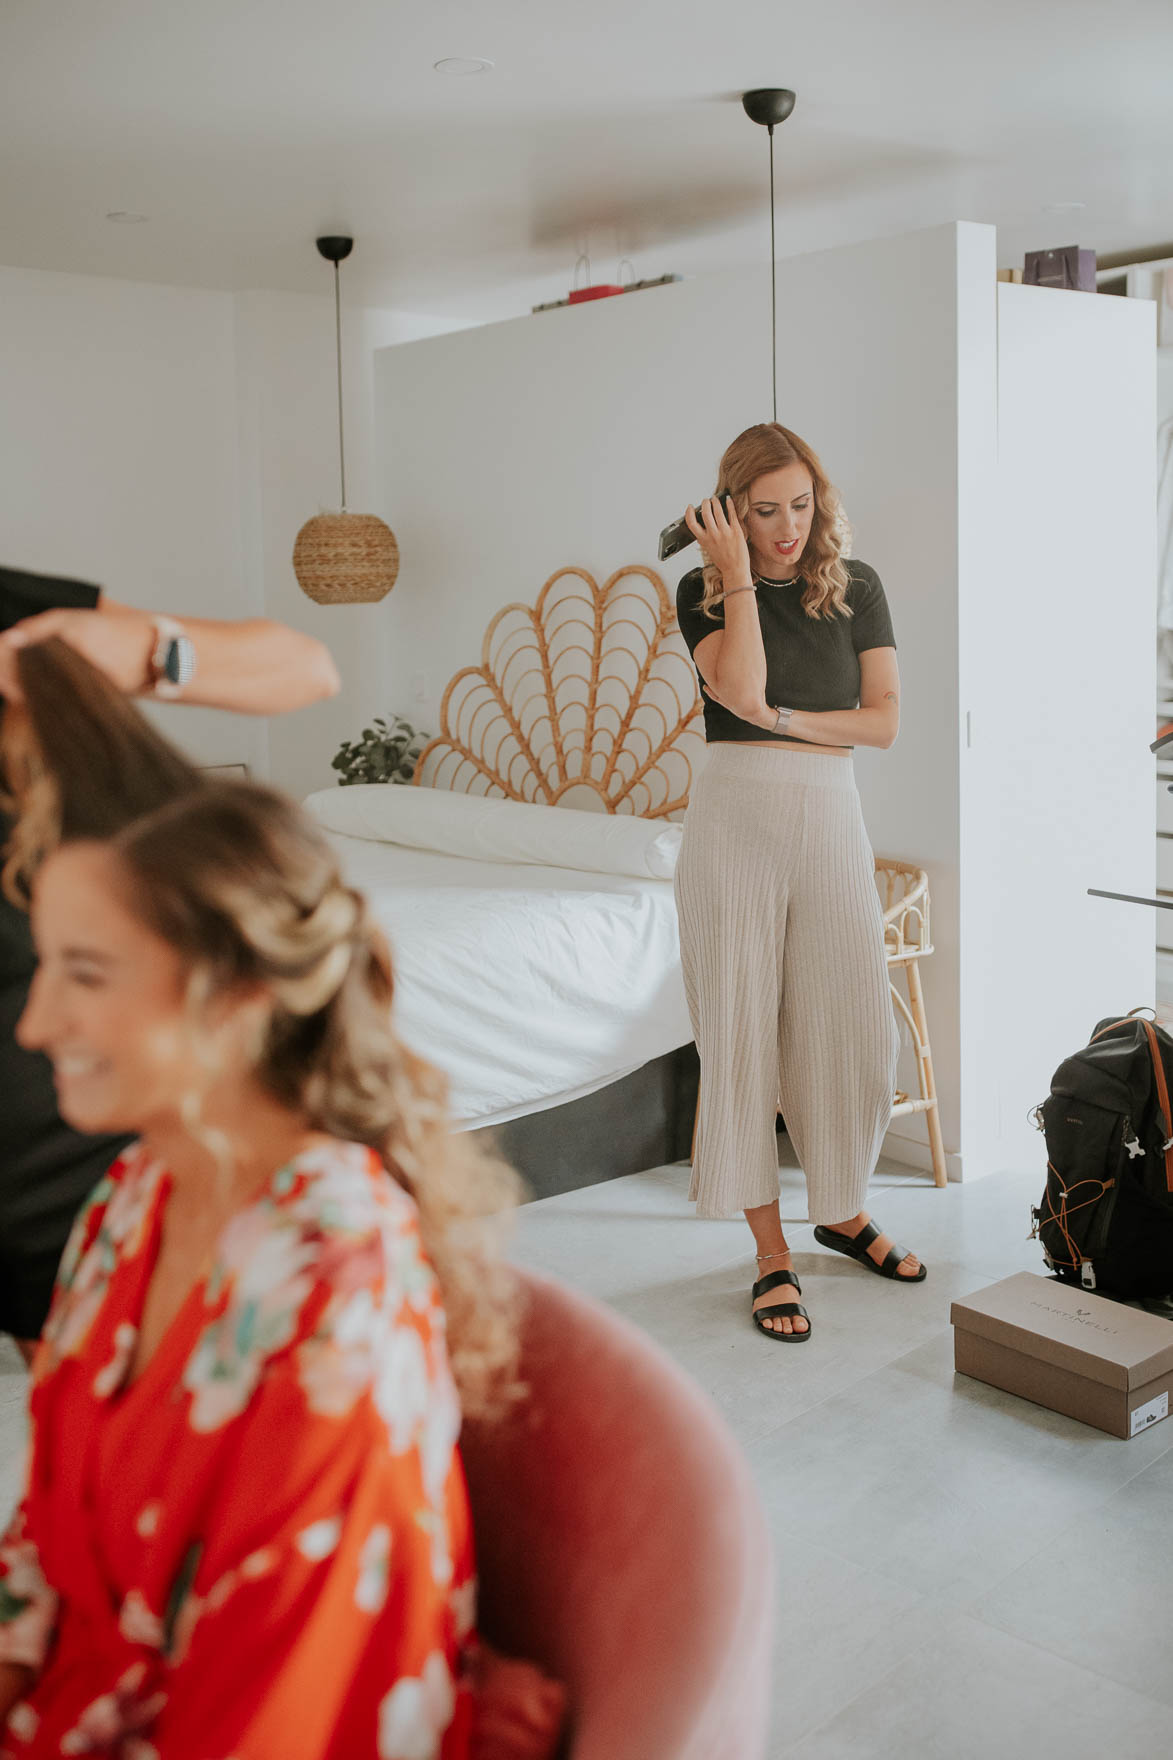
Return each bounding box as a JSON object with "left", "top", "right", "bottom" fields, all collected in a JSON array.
[{"left": 874, "top": 856, "right": 948, "bottom": 1187}]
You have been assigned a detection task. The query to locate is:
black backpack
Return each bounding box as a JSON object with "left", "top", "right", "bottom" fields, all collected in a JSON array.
[{"left": 1033, "top": 1012, "right": 1173, "bottom": 1297}]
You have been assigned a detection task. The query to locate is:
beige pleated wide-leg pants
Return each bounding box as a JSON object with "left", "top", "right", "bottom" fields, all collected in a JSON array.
[{"left": 675, "top": 745, "right": 899, "bottom": 1222}]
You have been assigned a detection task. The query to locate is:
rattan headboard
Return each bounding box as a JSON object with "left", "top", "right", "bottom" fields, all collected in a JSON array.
[{"left": 414, "top": 565, "right": 704, "bottom": 820}]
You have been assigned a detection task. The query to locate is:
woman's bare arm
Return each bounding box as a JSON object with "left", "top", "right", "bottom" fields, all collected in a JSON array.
[
  {"left": 0, "top": 599, "right": 340, "bottom": 714},
  {"left": 787, "top": 647, "right": 900, "bottom": 750},
  {"left": 701, "top": 646, "right": 901, "bottom": 751},
  {"left": 685, "top": 499, "right": 768, "bottom": 718}
]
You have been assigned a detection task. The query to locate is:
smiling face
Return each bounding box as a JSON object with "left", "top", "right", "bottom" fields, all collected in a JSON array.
[
  {"left": 17, "top": 842, "right": 258, "bottom": 1139},
  {"left": 742, "top": 462, "right": 815, "bottom": 580}
]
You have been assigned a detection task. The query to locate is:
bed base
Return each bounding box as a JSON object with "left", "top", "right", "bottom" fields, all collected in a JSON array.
[{"left": 469, "top": 1043, "right": 700, "bottom": 1202}]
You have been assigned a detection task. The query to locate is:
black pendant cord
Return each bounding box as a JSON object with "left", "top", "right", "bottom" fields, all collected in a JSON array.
[
  {"left": 333, "top": 260, "right": 347, "bottom": 512},
  {"left": 769, "top": 122, "right": 777, "bottom": 424},
  {"left": 741, "top": 91, "right": 794, "bottom": 419}
]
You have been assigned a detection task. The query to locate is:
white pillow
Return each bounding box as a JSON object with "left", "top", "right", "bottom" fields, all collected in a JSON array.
[{"left": 303, "top": 785, "right": 682, "bottom": 881}]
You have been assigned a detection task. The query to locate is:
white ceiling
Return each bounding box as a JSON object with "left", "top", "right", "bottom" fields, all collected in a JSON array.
[{"left": 3, "top": 0, "right": 1171, "bottom": 320}]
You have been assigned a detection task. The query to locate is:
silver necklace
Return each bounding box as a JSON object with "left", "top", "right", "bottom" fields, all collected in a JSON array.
[{"left": 753, "top": 571, "right": 802, "bottom": 587}]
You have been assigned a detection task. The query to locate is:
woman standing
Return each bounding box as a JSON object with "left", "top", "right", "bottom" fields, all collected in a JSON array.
[{"left": 674, "top": 423, "right": 925, "bottom": 1342}]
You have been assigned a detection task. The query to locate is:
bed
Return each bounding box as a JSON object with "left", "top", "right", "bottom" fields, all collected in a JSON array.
[{"left": 306, "top": 565, "right": 705, "bottom": 1197}]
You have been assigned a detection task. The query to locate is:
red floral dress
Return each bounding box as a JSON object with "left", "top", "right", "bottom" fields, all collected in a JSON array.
[{"left": 0, "top": 1139, "right": 476, "bottom": 1759}]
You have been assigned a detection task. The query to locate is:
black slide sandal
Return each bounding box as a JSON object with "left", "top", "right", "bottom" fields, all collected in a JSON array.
[
  {"left": 813, "top": 1219, "right": 927, "bottom": 1282},
  {"left": 751, "top": 1268, "right": 812, "bottom": 1342}
]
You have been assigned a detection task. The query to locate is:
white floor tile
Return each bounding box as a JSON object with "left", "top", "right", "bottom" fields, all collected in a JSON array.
[
  {"left": 970, "top": 1445, "right": 1173, "bottom": 1709},
  {"left": 757, "top": 1534, "right": 941, "bottom": 1749},
  {"left": 779, "top": 1613, "right": 1172, "bottom": 1760},
  {"left": 512, "top": 1152, "right": 1173, "bottom": 1750}
]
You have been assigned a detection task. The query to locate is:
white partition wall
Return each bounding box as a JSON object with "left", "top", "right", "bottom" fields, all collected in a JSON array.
[
  {"left": 958, "top": 283, "right": 1156, "bottom": 1179},
  {"left": 0, "top": 266, "right": 263, "bottom": 774},
  {"left": 374, "top": 222, "right": 1157, "bottom": 1181}
]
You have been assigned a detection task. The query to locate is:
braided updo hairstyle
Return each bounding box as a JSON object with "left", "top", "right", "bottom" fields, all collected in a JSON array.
[{"left": 108, "top": 780, "right": 522, "bottom": 1417}]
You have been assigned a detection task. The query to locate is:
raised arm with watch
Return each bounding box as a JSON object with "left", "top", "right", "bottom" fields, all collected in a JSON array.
[{"left": 0, "top": 573, "right": 339, "bottom": 714}]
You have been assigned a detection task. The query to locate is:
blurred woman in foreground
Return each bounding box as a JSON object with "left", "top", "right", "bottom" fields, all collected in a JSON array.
[{"left": 0, "top": 644, "right": 537, "bottom": 1759}]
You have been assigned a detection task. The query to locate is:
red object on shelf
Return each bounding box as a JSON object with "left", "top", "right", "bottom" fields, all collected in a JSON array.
[{"left": 567, "top": 284, "right": 625, "bottom": 304}]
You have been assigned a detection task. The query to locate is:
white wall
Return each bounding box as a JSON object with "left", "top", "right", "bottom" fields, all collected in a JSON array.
[
  {"left": 957, "top": 283, "right": 1156, "bottom": 1178},
  {"left": 376, "top": 222, "right": 980, "bottom": 1169},
  {"left": 0, "top": 263, "right": 465, "bottom": 792},
  {"left": 1159, "top": 349, "right": 1173, "bottom": 425},
  {"left": 0, "top": 265, "right": 262, "bottom": 771},
  {"left": 237, "top": 294, "right": 471, "bottom": 799}
]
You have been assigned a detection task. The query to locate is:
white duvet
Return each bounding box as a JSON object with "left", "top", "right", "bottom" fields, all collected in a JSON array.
[{"left": 323, "top": 833, "right": 692, "bottom": 1129}]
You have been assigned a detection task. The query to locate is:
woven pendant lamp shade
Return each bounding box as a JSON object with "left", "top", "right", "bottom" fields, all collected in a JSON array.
[
  {"left": 293, "top": 511, "right": 399, "bottom": 604},
  {"left": 293, "top": 235, "right": 399, "bottom": 606}
]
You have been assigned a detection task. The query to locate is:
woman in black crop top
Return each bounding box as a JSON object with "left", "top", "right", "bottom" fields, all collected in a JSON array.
[{"left": 672, "top": 423, "right": 926, "bottom": 1342}]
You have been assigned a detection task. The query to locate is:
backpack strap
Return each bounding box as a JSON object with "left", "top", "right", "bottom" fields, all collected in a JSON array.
[
  {"left": 1138, "top": 1018, "right": 1173, "bottom": 1194},
  {"left": 1087, "top": 1013, "right": 1173, "bottom": 1193}
]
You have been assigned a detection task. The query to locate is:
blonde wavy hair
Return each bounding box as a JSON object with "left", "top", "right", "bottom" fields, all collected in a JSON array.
[
  {"left": 1, "top": 643, "right": 521, "bottom": 1419},
  {"left": 110, "top": 783, "right": 522, "bottom": 1417},
  {"left": 699, "top": 422, "right": 852, "bottom": 621}
]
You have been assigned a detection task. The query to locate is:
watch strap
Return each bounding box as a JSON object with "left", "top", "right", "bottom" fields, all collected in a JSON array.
[{"left": 150, "top": 616, "right": 196, "bottom": 699}]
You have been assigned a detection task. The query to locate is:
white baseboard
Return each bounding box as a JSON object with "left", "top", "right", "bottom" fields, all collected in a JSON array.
[{"left": 881, "top": 1125, "right": 965, "bottom": 1183}]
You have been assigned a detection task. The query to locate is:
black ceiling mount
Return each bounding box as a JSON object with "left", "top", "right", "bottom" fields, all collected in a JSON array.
[
  {"left": 741, "top": 89, "right": 796, "bottom": 132},
  {"left": 315, "top": 235, "right": 354, "bottom": 264}
]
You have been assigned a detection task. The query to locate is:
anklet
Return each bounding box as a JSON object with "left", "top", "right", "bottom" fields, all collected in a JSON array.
[{"left": 755, "top": 1250, "right": 790, "bottom": 1262}]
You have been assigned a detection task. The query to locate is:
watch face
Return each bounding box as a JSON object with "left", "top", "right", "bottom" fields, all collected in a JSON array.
[{"left": 163, "top": 636, "right": 195, "bottom": 687}]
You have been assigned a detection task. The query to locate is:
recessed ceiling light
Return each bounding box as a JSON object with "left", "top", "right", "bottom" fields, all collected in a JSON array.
[
  {"left": 433, "top": 56, "right": 494, "bottom": 76},
  {"left": 106, "top": 210, "right": 149, "bottom": 224}
]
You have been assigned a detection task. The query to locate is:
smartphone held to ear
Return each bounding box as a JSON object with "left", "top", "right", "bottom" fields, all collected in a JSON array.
[{"left": 657, "top": 495, "right": 732, "bottom": 562}]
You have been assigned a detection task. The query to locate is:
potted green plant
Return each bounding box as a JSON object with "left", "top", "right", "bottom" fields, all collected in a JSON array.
[{"left": 331, "top": 715, "right": 430, "bottom": 787}]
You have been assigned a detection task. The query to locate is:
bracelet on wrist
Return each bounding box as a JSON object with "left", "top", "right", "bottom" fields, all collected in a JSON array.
[{"left": 772, "top": 706, "right": 795, "bottom": 737}]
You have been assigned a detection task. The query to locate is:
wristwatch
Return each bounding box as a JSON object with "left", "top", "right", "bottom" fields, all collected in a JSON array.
[
  {"left": 149, "top": 616, "right": 197, "bottom": 699},
  {"left": 772, "top": 706, "right": 794, "bottom": 738}
]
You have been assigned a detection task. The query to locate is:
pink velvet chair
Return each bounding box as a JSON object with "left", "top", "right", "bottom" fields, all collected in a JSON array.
[{"left": 461, "top": 1269, "right": 775, "bottom": 1760}]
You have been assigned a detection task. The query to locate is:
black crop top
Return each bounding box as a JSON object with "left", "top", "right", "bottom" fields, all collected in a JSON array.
[{"left": 674, "top": 561, "right": 896, "bottom": 747}]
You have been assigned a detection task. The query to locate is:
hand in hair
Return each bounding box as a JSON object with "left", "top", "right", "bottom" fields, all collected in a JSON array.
[
  {"left": 0, "top": 600, "right": 339, "bottom": 713},
  {"left": 1, "top": 639, "right": 205, "bottom": 905},
  {"left": 0, "top": 604, "right": 153, "bottom": 699}
]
